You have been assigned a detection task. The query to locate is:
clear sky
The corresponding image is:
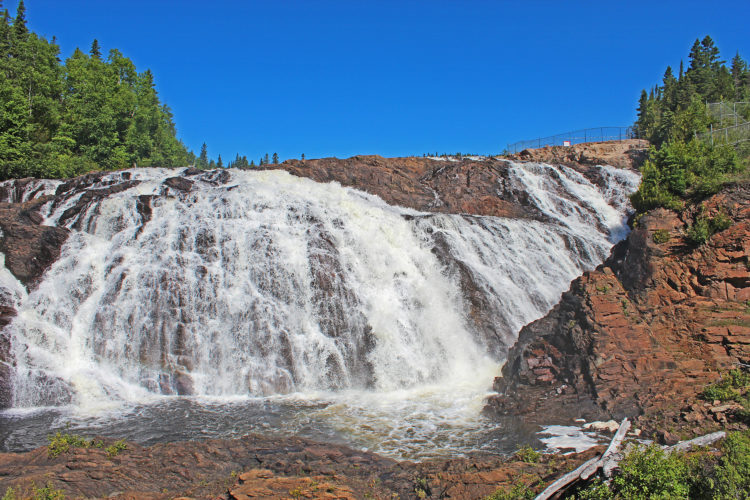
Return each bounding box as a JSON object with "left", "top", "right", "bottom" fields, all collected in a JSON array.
[{"left": 8, "top": 0, "right": 750, "bottom": 162}]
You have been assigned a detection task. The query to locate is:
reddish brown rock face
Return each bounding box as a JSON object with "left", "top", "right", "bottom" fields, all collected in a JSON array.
[
  {"left": 509, "top": 139, "right": 649, "bottom": 170},
  {"left": 487, "top": 183, "right": 750, "bottom": 430},
  {"left": 262, "top": 140, "right": 645, "bottom": 220}
]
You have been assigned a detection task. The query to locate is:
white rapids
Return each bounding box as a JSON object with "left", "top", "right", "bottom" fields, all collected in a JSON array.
[{"left": 0, "top": 162, "right": 639, "bottom": 458}]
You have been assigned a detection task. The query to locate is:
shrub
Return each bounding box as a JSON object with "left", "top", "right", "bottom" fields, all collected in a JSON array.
[
  {"left": 105, "top": 439, "right": 127, "bottom": 458},
  {"left": 630, "top": 140, "right": 741, "bottom": 213},
  {"left": 47, "top": 431, "right": 91, "bottom": 458},
  {"left": 611, "top": 444, "right": 691, "bottom": 499},
  {"left": 515, "top": 445, "right": 541, "bottom": 463},
  {"left": 31, "top": 482, "right": 65, "bottom": 500},
  {"left": 702, "top": 369, "right": 750, "bottom": 402},
  {"left": 687, "top": 210, "right": 733, "bottom": 245},
  {"left": 485, "top": 482, "right": 535, "bottom": 500},
  {"left": 712, "top": 430, "right": 750, "bottom": 498}
]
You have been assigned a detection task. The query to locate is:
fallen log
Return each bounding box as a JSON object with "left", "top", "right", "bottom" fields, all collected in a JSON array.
[
  {"left": 535, "top": 418, "right": 629, "bottom": 500},
  {"left": 534, "top": 419, "right": 729, "bottom": 500},
  {"left": 664, "top": 431, "right": 726, "bottom": 454},
  {"left": 534, "top": 457, "right": 601, "bottom": 500}
]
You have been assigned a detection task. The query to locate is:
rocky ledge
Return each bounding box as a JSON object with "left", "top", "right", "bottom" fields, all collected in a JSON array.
[
  {"left": 486, "top": 181, "right": 750, "bottom": 436},
  {"left": 264, "top": 139, "right": 646, "bottom": 219},
  {"left": 0, "top": 434, "right": 601, "bottom": 499}
]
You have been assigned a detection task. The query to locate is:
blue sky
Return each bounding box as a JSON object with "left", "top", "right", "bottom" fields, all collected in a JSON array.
[{"left": 9, "top": 0, "right": 750, "bottom": 162}]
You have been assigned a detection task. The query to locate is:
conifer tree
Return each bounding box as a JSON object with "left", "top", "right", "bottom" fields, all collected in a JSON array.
[
  {"left": 90, "top": 39, "right": 101, "bottom": 59},
  {"left": 264, "top": 153, "right": 269, "bottom": 164},
  {"left": 13, "top": 0, "right": 26, "bottom": 37},
  {"left": 197, "top": 142, "right": 208, "bottom": 169},
  {"left": 217, "top": 154, "right": 223, "bottom": 168},
  {"left": 272, "top": 152, "right": 278, "bottom": 164}
]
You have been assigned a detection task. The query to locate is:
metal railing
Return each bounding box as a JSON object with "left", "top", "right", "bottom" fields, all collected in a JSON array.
[
  {"left": 706, "top": 101, "right": 750, "bottom": 128},
  {"left": 697, "top": 121, "right": 750, "bottom": 146},
  {"left": 506, "top": 126, "right": 638, "bottom": 154}
]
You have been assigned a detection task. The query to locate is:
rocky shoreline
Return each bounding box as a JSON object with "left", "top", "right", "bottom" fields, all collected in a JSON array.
[{"left": 0, "top": 433, "right": 602, "bottom": 499}]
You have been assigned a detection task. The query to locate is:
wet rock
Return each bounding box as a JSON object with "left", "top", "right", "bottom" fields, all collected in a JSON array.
[
  {"left": 0, "top": 197, "right": 69, "bottom": 288},
  {"left": 487, "top": 182, "right": 750, "bottom": 429},
  {"left": 164, "top": 176, "right": 194, "bottom": 192}
]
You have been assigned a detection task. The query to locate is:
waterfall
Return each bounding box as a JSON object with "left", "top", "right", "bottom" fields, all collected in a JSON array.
[{"left": 1, "top": 163, "right": 639, "bottom": 411}]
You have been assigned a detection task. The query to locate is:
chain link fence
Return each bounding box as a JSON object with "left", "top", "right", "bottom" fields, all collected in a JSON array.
[
  {"left": 506, "top": 126, "right": 637, "bottom": 154},
  {"left": 699, "top": 101, "right": 750, "bottom": 146},
  {"left": 706, "top": 101, "right": 750, "bottom": 128}
]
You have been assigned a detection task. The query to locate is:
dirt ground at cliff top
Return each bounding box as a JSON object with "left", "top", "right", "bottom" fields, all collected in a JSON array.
[{"left": 0, "top": 433, "right": 605, "bottom": 499}]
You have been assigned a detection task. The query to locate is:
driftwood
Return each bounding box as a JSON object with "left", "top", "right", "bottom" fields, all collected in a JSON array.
[
  {"left": 534, "top": 457, "right": 601, "bottom": 500},
  {"left": 534, "top": 418, "right": 729, "bottom": 500},
  {"left": 535, "top": 418, "right": 630, "bottom": 500},
  {"left": 664, "top": 431, "right": 726, "bottom": 454}
]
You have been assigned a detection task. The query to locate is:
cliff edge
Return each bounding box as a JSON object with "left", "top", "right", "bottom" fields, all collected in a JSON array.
[{"left": 486, "top": 181, "right": 750, "bottom": 435}]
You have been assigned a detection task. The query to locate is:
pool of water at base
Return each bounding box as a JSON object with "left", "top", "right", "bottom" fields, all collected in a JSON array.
[{"left": 0, "top": 394, "right": 552, "bottom": 461}]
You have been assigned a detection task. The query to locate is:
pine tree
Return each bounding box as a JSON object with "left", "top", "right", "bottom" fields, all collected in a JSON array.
[
  {"left": 197, "top": 142, "right": 208, "bottom": 169},
  {"left": 90, "top": 39, "right": 101, "bottom": 59},
  {"left": 13, "top": 0, "right": 26, "bottom": 37},
  {"left": 217, "top": 154, "right": 223, "bottom": 168},
  {"left": 301, "top": 153, "right": 305, "bottom": 161},
  {"left": 272, "top": 152, "right": 278, "bottom": 164},
  {"left": 264, "top": 153, "right": 269, "bottom": 164}
]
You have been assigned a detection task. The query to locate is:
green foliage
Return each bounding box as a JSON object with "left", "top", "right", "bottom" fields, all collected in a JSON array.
[
  {"left": 2, "top": 488, "right": 16, "bottom": 500},
  {"left": 630, "top": 140, "right": 740, "bottom": 213},
  {"left": 47, "top": 431, "right": 92, "bottom": 458},
  {"left": 572, "top": 479, "right": 611, "bottom": 499},
  {"left": 485, "top": 482, "right": 535, "bottom": 500},
  {"left": 632, "top": 37, "right": 748, "bottom": 214},
  {"left": 31, "top": 482, "right": 65, "bottom": 500},
  {"left": 711, "top": 430, "right": 750, "bottom": 499},
  {"left": 652, "top": 229, "right": 671, "bottom": 244},
  {"left": 515, "top": 445, "right": 541, "bottom": 463},
  {"left": 636, "top": 36, "right": 747, "bottom": 148},
  {"left": 702, "top": 369, "right": 750, "bottom": 402},
  {"left": 686, "top": 209, "right": 733, "bottom": 245},
  {"left": 105, "top": 439, "right": 127, "bottom": 458},
  {"left": 0, "top": 4, "right": 189, "bottom": 179},
  {"left": 612, "top": 444, "right": 691, "bottom": 499}
]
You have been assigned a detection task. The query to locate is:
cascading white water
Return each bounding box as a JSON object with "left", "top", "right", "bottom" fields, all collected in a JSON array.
[{"left": 0, "top": 161, "right": 640, "bottom": 458}]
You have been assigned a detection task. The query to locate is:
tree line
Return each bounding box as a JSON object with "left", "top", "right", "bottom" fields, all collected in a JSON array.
[
  {"left": 630, "top": 36, "right": 749, "bottom": 213},
  {"left": 0, "top": 1, "right": 191, "bottom": 180}
]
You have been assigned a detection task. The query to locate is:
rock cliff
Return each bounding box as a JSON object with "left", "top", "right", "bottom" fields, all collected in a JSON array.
[{"left": 486, "top": 182, "right": 750, "bottom": 432}]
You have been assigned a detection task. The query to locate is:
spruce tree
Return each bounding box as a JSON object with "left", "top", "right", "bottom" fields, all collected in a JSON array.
[
  {"left": 197, "top": 142, "right": 208, "bottom": 169},
  {"left": 90, "top": 39, "right": 101, "bottom": 59},
  {"left": 13, "top": 0, "right": 26, "bottom": 37}
]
